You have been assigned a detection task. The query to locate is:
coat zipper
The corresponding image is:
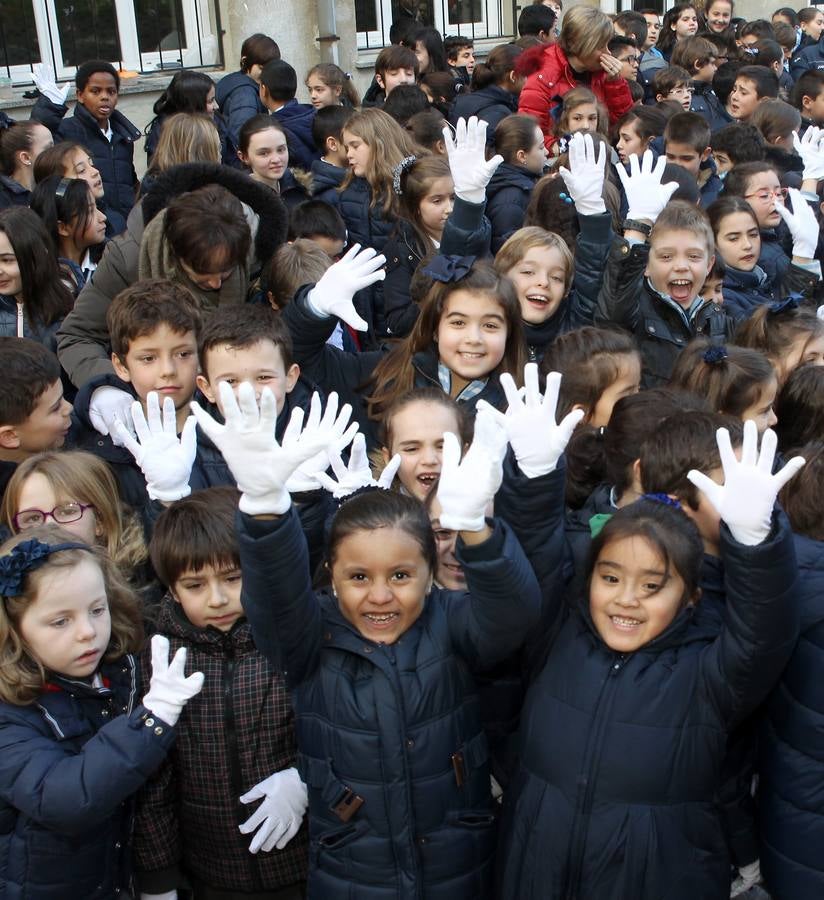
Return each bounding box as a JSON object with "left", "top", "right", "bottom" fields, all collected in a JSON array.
[{"left": 564, "top": 654, "right": 626, "bottom": 900}]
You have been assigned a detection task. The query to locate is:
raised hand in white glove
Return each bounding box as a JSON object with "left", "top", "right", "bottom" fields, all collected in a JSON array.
[
  {"left": 686, "top": 420, "right": 805, "bottom": 546},
  {"left": 113, "top": 392, "right": 196, "bottom": 502},
  {"left": 776, "top": 187, "right": 820, "bottom": 260},
  {"left": 238, "top": 767, "right": 308, "bottom": 853},
  {"left": 615, "top": 150, "right": 679, "bottom": 224},
  {"left": 442, "top": 115, "right": 504, "bottom": 204},
  {"left": 140, "top": 892, "right": 178, "bottom": 900},
  {"left": 558, "top": 132, "right": 607, "bottom": 216},
  {"left": 190, "top": 383, "right": 353, "bottom": 515},
  {"left": 89, "top": 385, "right": 134, "bottom": 447},
  {"left": 142, "top": 635, "right": 204, "bottom": 727},
  {"left": 32, "top": 62, "right": 70, "bottom": 105},
  {"left": 285, "top": 420, "right": 360, "bottom": 493},
  {"left": 479, "top": 363, "right": 585, "bottom": 478},
  {"left": 436, "top": 405, "right": 508, "bottom": 532},
  {"left": 306, "top": 243, "right": 386, "bottom": 332},
  {"left": 313, "top": 432, "right": 401, "bottom": 498},
  {"left": 793, "top": 127, "right": 824, "bottom": 182}
]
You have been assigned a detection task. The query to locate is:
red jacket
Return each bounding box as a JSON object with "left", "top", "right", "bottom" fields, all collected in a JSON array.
[{"left": 517, "top": 43, "right": 633, "bottom": 150}]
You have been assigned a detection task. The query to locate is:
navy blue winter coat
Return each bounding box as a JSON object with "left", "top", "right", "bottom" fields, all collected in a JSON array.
[
  {"left": 790, "top": 36, "right": 824, "bottom": 80},
  {"left": 31, "top": 97, "right": 140, "bottom": 223},
  {"left": 215, "top": 71, "right": 267, "bottom": 147},
  {"left": 0, "top": 655, "right": 176, "bottom": 900},
  {"left": 449, "top": 85, "right": 519, "bottom": 139},
  {"left": 691, "top": 80, "right": 731, "bottom": 132},
  {"left": 238, "top": 507, "right": 541, "bottom": 899},
  {"left": 759, "top": 532, "right": 824, "bottom": 900},
  {"left": 720, "top": 260, "right": 817, "bottom": 321},
  {"left": 485, "top": 163, "right": 540, "bottom": 253},
  {"left": 497, "top": 516, "right": 800, "bottom": 899},
  {"left": 272, "top": 101, "right": 318, "bottom": 172},
  {"left": 310, "top": 158, "right": 346, "bottom": 204},
  {"left": 0, "top": 175, "right": 29, "bottom": 210}
]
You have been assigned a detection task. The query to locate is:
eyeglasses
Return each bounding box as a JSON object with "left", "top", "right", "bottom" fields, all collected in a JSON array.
[
  {"left": 14, "top": 502, "right": 94, "bottom": 531},
  {"left": 744, "top": 187, "right": 788, "bottom": 202},
  {"left": 620, "top": 55, "right": 640, "bottom": 65}
]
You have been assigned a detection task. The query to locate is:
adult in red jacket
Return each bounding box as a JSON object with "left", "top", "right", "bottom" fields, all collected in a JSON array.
[{"left": 517, "top": 5, "right": 633, "bottom": 151}]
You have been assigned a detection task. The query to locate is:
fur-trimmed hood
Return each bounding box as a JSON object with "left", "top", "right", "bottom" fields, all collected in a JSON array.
[{"left": 139, "top": 162, "right": 289, "bottom": 266}]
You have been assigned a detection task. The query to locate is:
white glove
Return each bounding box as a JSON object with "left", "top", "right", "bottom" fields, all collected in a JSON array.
[
  {"left": 141, "top": 635, "right": 205, "bottom": 727},
  {"left": 306, "top": 243, "right": 386, "bottom": 332},
  {"left": 238, "top": 767, "right": 308, "bottom": 853},
  {"left": 479, "top": 364, "right": 585, "bottom": 478},
  {"left": 730, "top": 860, "right": 762, "bottom": 898},
  {"left": 140, "top": 892, "right": 178, "bottom": 900},
  {"left": 285, "top": 420, "right": 360, "bottom": 493},
  {"left": 436, "top": 405, "right": 508, "bottom": 532},
  {"left": 686, "top": 420, "right": 805, "bottom": 546},
  {"left": 558, "top": 132, "right": 607, "bottom": 216},
  {"left": 442, "top": 115, "right": 503, "bottom": 204},
  {"left": 89, "top": 385, "right": 134, "bottom": 447},
  {"left": 776, "top": 187, "right": 820, "bottom": 259},
  {"left": 313, "top": 432, "right": 401, "bottom": 498},
  {"left": 190, "top": 383, "right": 353, "bottom": 515},
  {"left": 113, "top": 393, "right": 196, "bottom": 502},
  {"left": 615, "top": 150, "right": 679, "bottom": 223},
  {"left": 793, "top": 127, "right": 824, "bottom": 182},
  {"left": 32, "top": 62, "right": 70, "bottom": 105}
]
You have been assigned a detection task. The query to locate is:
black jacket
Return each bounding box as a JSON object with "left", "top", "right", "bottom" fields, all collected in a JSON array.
[
  {"left": 449, "top": 85, "right": 519, "bottom": 139},
  {"left": 310, "top": 158, "right": 346, "bottom": 204},
  {"left": 791, "top": 36, "right": 824, "bottom": 80},
  {"left": 0, "top": 174, "right": 29, "bottom": 209},
  {"left": 485, "top": 163, "right": 540, "bottom": 254},
  {"left": 215, "top": 71, "right": 268, "bottom": 146},
  {"left": 691, "top": 80, "right": 731, "bottom": 132},
  {"left": 272, "top": 101, "right": 318, "bottom": 172}
]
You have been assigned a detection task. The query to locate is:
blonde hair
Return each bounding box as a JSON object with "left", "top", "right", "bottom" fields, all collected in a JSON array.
[
  {"left": 1, "top": 451, "right": 148, "bottom": 576},
  {"left": 339, "top": 108, "right": 422, "bottom": 216},
  {"left": 148, "top": 112, "right": 221, "bottom": 174},
  {"left": 559, "top": 6, "right": 614, "bottom": 61},
  {"left": 494, "top": 226, "right": 575, "bottom": 294},
  {"left": 557, "top": 87, "right": 609, "bottom": 136},
  {"left": 0, "top": 524, "right": 143, "bottom": 705},
  {"left": 265, "top": 239, "right": 332, "bottom": 308}
]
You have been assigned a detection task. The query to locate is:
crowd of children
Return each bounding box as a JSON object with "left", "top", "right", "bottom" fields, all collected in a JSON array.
[{"left": 1, "top": 3, "right": 824, "bottom": 898}]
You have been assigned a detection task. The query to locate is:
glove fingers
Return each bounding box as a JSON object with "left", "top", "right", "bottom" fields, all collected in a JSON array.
[
  {"left": 757, "top": 428, "right": 778, "bottom": 473},
  {"left": 180, "top": 416, "right": 198, "bottom": 458},
  {"left": 378, "top": 453, "right": 402, "bottom": 489},
  {"left": 145, "top": 392, "right": 164, "bottom": 435},
  {"left": 236, "top": 381, "right": 259, "bottom": 425},
  {"left": 717, "top": 425, "right": 741, "bottom": 472},
  {"left": 772, "top": 455, "right": 806, "bottom": 492},
  {"left": 349, "top": 432, "right": 369, "bottom": 472},
  {"left": 149, "top": 634, "right": 170, "bottom": 677},
  {"left": 167, "top": 645, "right": 189, "bottom": 680},
  {"left": 217, "top": 381, "right": 242, "bottom": 428},
  {"left": 542, "top": 371, "right": 562, "bottom": 418},
  {"left": 328, "top": 448, "right": 350, "bottom": 481},
  {"left": 498, "top": 372, "right": 522, "bottom": 411},
  {"left": 239, "top": 786, "right": 265, "bottom": 804},
  {"left": 189, "top": 400, "right": 223, "bottom": 445},
  {"left": 258, "top": 387, "right": 278, "bottom": 433},
  {"left": 132, "top": 400, "right": 152, "bottom": 446},
  {"left": 524, "top": 363, "right": 541, "bottom": 408},
  {"left": 113, "top": 421, "right": 142, "bottom": 462},
  {"left": 440, "top": 431, "right": 462, "bottom": 478},
  {"left": 686, "top": 470, "right": 722, "bottom": 510},
  {"left": 183, "top": 671, "right": 205, "bottom": 696},
  {"left": 275, "top": 820, "right": 301, "bottom": 850},
  {"left": 739, "top": 420, "right": 758, "bottom": 468},
  {"left": 282, "top": 404, "right": 306, "bottom": 447}
]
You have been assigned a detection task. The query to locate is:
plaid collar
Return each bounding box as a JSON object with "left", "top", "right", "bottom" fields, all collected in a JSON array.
[{"left": 438, "top": 361, "right": 487, "bottom": 403}]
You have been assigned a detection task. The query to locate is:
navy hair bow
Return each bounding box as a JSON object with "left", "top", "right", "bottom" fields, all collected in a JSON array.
[
  {"left": 642, "top": 493, "right": 682, "bottom": 510},
  {"left": 702, "top": 345, "right": 728, "bottom": 365},
  {"left": 768, "top": 294, "right": 802, "bottom": 316},
  {"left": 421, "top": 254, "right": 475, "bottom": 283},
  {"left": 0, "top": 539, "right": 89, "bottom": 597}
]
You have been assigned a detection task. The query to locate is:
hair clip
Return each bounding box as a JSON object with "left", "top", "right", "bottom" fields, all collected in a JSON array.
[
  {"left": 344, "top": 72, "right": 352, "bottom": 80},
  {"left": 421, "top": 254, "right": 475, "bottom": 283},
  {"left": 558, "top": 191, "right": 574, "bottom": 205},
  {"left": 391, "top": 155, "right": 417, "bottom": 195},
  {"left": 702, "top": 345, "right": 728, "bottom": 365},
  {"left": 642, "top": 493, "right": 682, "bottom": 510},
  {"left": 0, "top": 538, "right": 89, "bottom": 598},
  {"left": 55, "top": 177, "right": 72, "bottom": 199},
  {"left": 768, "top": 294, "right": 801, "bottom": 316}
]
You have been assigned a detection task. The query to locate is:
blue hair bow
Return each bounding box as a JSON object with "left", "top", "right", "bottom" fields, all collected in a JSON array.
[
  {"left": 421, "top": 255, "right": 476, "bottom": 283},
  {"left": 642, "top": 493, "right": 682, "bottom": 510},
  {"left": 0, "top": 539, "right": 89, "bottom": 598},
  {"left": 702, "top": 345, "right": 728, "bottom": 364},
  {"left": 768, "top": 294, "right": 802, "bottom": 316}
]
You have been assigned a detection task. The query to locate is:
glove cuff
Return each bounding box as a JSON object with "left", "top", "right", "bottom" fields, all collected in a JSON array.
[
  {"left": 438, "top": 511, "right": 485, "bottom": 532},
  {"left": 143, "top": 699, "right": 181, "bottom": 728},
  {"left": 305, "top": 288, "right": 331, "bottom": 319},
  {"left": 576, "top": 199, "right": 607, "bottom": 217},
  {"left": 454, "top": 187, "right": 486, "bottom": 205},
  {"left": 517, "top": 458, "right": 558, "bottom": 479},
  {"left": 238, "top": 489, "right": 291, "bottom": 516},
  {"left": 147, "top": 484, "right": 192, "bottom": 503}
]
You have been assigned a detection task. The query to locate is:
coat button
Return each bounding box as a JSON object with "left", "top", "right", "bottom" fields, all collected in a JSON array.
[
  {"left": 101, "top": 709, "right": 109, "bottom": 717},
  {"left": 145, "top": 717, "right": 155, "bottom": 727},
  {"left": 406, "top": 739, "right": 414, "bottom": 748},
  {"left": 115, "top": 841, "right": 121, "bottom": 849},
  {"left": 648, "top": 324, "right": 656, "bottom": 333},
  {"left": 362, "top": 645, "right": 373, "bottom": 653},
  {"left": 154, "top": 726, "right": 164, "bottom": 735}
]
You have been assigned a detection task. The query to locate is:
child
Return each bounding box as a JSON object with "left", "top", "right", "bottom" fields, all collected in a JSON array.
[
  {"left": 615, "top": 106, "right": 667, "bottom": 163},
  {"left": 419, "top": 72, "right": 457, "bottom": 119},
  {"left": 595, "top": 159, "right": 736, "bottom": 387},
  {"left": 487, "top": 116, "right": 547, "bottom": 252},
  {"left": 555, "top": 87, "right": 608, "bottom": 144},
  {"left": 498, "top": 422, "right": 804, "bottom": 899},
  {"left": 703, "top": 0, "right": 734, "bottom": 37},
  {"left": 652, "top": 65, "right": 694, "bottom": 110},
  {"left": 609, "top": 35, "right": 641, "bottom": 83},
  {"left": 791, "top": 69, "right": 824, "bottom": 128},
  {"left": 405, "top": 108, "right": 448, "bottom": 154},
  {"left": 237, "top": 115, "right": 311, "bottom": 209},
  {"left": 449, "top": 44, "right": 522, "bottom": 137},
  {"left": 30, "top": 175, "right": 108, "bottom": 294},
  {"left": 664, "top": 112, "right": 722, "bottom": 205},
  {"left": 258, "top": 59, "right": 318, "bottom": 171},
  {"left": 305, "top": 62, "right": 360, "bottom": 109},
  {"left": 734, "top": 299, "right": 824, "bottom": 384},
  {"left": 289, "top": 199, "right": 348, "bottom": 259},
  {"left": 190, "top": 383, "right": 552, "bottom": 899},
  {"left": 728, "top": 65, "right": 780, "bottom": 121},
  {"left": 216, "top": 33, "right": 281, "bottom": 146},
  {"left": 0, "top": 206, "right": 74, "bottom": 348},
  {"left": 310, "top": 105, "right": 355, "bottom": 203},
  {"left": 366, "top": 45, "right": 419, "bottom": 108},
  {"left": 0, "top": 527, "right": 203, "bottom": 899},
  {"left": 31, "top": 61, "right": 140, "bottom": 224},
  {"left": 709, "top": 122, "right": 766, "bottom": 177},
  {"left": 0, "top": 338, "right": 72, "bottom": 498},
  {"left": 0, "top": 121, "right": 54, "bottom": 209},
  {"left": 133, "top": 487, "right": 308, "bottom": 898},
  {"left": 382, "top": 84, "right": 431, "bottom": 126},
  {"left": 774, "top": 364, "right": 824, "bottom": 451},
  {"left": 1, "top": 449, "right": 148, "bottom": 582},
  {"left": 669, "top": 339, "right": 778, "bottom": 433},
  {"left": 657, "top": 3, "right": 699, "bottom": 60},
  {"left": 699, "top": 254, "right": 726, "bottom": 304},
  {"left": 378, "top": 386, "right": 470, "bottom": 501},
  {"left": 445, "top": 34, "right": 476, "bottom": 84},
  {"left": 140, "top": 112, "right": 222, "bottom": 192},
  {"left": 749, "top": 99, "right": 802, "bottom": 160},
  {"left": 408, "top": 26, "right": 449, "bottom": 76}
]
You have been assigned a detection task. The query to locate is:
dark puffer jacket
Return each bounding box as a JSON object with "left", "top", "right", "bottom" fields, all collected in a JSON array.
[
  {"left": 272, "top": 101, "right": 318, "bottom": 172},
  {"left": 0, "top": 656, "right": 175, "bottom": 900},
  {"left": 310, "top": 158, "right": 346, "bottom": 204},
  {"left": 790, "top": 36, "right": 824, "bottom": 80},
  {"left": 215, "top": 71, "right": 268, "bottom": 146},
  {"left": 449, "top": 85, "right": 519, "bottom": 137},
  {"left": 497, "top": 516, "right": 800, "bottom": 899},
  {"left": 134, "top": 598, "right": 307, "bottom": 895},
  {"left": 0, "top": 174, "right": 30, "bottom": 209},
  {"left": 759, "top": 532, "right": 824, "bottom": 900},
  {"left": 31, "top": 97, "right": 140, "bottom": 223},
  {"left": 0, "top": 294, "right": 62, "bottom": 353},
  {"left": 485, "top": 163, "right": 540, "bottom": 253},
  {"left": 238, "top": 507, "right": 541, "bottom": 899},
  {"left": 691, "top": 80, "right": 731, "bottom": 132}
]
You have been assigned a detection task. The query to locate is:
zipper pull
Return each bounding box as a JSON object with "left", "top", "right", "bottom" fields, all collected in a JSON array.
[{"left": 16, "top": 302, "right": 23, "bottom": 338}]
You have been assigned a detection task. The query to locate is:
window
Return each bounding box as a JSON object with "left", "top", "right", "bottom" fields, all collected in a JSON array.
[
  {"left": 356, "top": 0, "right": 510, "bottom": 50},
  {"left": 0, "top": 0, "right": 221, "bottom": 83}
]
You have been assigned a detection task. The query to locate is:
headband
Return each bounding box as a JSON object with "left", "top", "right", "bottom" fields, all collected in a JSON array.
[
  {"left": 392, "top": 155, "right": 417, "bottom": 196},
  {"left": 55, "top": 177, "right": 72, "bottom": 199},
  {"left": 0, "top": 539, "right": 90, "bottom": 598}
]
